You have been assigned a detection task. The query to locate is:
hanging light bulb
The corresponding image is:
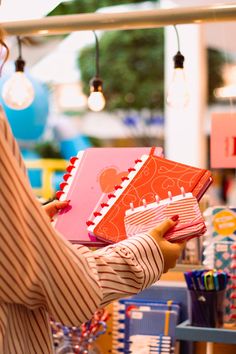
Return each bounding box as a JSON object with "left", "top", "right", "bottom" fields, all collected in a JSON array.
[
  {"left": 2, "top": 36, "right": 34, "bottom": 110},
  {"left": 166, "top": 51, "right": 189, "bottom": 108},
  {"left": 88, "top": 31, "right": 106, "bottom": 112},
  {"left": 166, "top": 26, "right": 189, "bottom": 109},
  {"left": 88, "top": 77, "right": 106, "bottom": 112}
]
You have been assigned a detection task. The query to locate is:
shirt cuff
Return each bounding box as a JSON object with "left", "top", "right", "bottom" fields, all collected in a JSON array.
[{"left": 115, "top": 233, "right": 164, "bottom": 291}]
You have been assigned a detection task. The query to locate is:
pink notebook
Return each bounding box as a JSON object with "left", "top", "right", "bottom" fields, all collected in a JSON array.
[
  {"left": 54, "top": 147, "right": 163, "bottom": 246},
  {"left": 87, "top": 152, "right": 212, "bottom": 244},
  {"left": 124, "top": 192, "right": 207, "bottom": 242}
]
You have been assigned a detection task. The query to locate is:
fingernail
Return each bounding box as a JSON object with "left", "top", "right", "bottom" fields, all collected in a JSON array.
[{"left": 171, "top": 214, "right": 179, "bottom": 222}]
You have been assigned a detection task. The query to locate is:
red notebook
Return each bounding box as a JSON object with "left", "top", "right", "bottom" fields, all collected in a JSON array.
[
  {"left": 54, "top": 146, "right": 163, "bottom": 246},
  {"left": 87, "top": 152, "right": 212, "bottom": 243}
]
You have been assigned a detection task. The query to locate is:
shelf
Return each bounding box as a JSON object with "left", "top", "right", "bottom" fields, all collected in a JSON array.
[
  {"left": 174, "top": 263, "right": 205, "bottom": 272},
  {"left": 175, "top": 320, "right": 236, "bottom": 344}
]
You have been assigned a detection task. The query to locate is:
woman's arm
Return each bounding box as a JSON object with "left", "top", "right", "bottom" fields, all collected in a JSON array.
[
  {"left": 0, "top": 108, "right": 184, "bottom": 328},
  {"left": 43, "top": 201, "right": 183, "bottom": 308}
]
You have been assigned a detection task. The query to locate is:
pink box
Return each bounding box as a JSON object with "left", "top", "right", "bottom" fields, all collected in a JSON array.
[{"left": 211, "top": 112, "right": 236, "bottom": 168}]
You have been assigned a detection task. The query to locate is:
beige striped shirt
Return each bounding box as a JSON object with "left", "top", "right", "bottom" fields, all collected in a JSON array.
[{"left": 0, "top": 107, "right": 164, "bottom": 354}]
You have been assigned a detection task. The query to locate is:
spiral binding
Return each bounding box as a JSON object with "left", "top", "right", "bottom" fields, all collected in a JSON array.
[
  {"left": 86, "top": 156, "right": 146, "bottom": 228},
  {"left": 128, "top": 186, "right": 186, "bottom": 211},
  {"left": 55, "top": 155, "right": 79, "bottom": 201},
  {"left": 112, "top": 301, "right": 125, "bottom": 354}
]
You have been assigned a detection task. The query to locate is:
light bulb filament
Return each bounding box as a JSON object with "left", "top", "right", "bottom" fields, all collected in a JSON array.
[{"left": 2, "top": 72, "right": 35, "bottom": 110}]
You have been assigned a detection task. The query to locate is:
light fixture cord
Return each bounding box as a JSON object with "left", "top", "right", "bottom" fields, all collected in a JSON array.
[
  {"left": 17, "top": 36, "right": 22, "bottom": 59},
  {"left": 93, "top": 30, "right": 99, "bottom": 77},
  {"left": 173, "top": 25, "right": 180, "bottom": 52}
]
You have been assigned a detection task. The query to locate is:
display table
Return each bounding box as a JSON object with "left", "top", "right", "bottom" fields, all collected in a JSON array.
[{"left": 175, "top": 320, "right": 236, "bottom": 354}]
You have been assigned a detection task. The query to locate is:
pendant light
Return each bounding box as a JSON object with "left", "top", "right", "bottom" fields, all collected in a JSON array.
[
  {"left": 87, "top": 31, "right": 106, "bottom": 112},
  {"left": 166, "top": 25, "right": 189, "bottom": 108},
  {"left": 2, "top": 36, "right": 34, "bottom": 110}
]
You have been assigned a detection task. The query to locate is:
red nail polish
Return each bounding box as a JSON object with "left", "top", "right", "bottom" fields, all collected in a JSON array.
[{"left": 171, "top": 214, "right": 179, "bottom": 221}]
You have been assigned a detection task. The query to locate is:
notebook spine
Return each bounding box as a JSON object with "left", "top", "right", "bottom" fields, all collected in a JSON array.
[
  {"left": 86, "top": 155, "right": 149, "bottom": 230},
  {"left": 112, "top": 301, "right": 126, "bottom": 354},
  {"left": 55, "top": 155, "right": 80, "bottom": 201},
  {"left": 202, "top": 207, "right": 218, "bottom": 268}
]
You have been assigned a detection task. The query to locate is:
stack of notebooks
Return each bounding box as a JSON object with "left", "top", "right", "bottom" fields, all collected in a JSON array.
[
  {"left": 112, "top": 298, "right": 180, "bottom": 354},
  {"left": 54, "top": 147, "right": 212, "bottom": 246},
  {"left": 54, "top": 147, "right": 163, "bottom": 246},
  {"left": 203, "top": 206, "right": 236, "bottom": 323}
]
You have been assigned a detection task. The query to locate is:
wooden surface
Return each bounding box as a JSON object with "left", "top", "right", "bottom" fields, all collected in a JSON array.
[
  {"left": 195, "top": 342, "right": 236, "bottom": 354},
  {"left": 160, "top": 271, "right": 185, "bottom": 282}
]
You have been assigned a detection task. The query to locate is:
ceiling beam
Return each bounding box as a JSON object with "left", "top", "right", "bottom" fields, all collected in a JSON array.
[{"left": 2, "top": 3, "right": 236, "bottom": 36}]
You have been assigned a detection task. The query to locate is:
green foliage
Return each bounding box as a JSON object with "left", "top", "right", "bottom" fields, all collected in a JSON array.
[
  {"left": 48, "top": 0, "right": 157, "bottom": 15},
  {"left": 88, "top": 136, "right": 103, "bottom": 147},
  {"left": 34, "top": 141, "right": 62, "bottom": 158},
  {"left": 49, "top": 0, "right": 227, "bottom": 110},
  {"left": 79, "top": 28, "right": 164, "bottom": 110},
  {"left": 78, "top": 30, "right": 228, "bottom": 110},
  {"left": 207, "top": 48, "right": 229, "bottom": 104}
]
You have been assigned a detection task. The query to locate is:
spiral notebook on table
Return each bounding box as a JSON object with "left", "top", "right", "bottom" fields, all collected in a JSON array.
[
  {"left": 54, "top": 146, "right": 163, "bottom": 246},
  {"left": 124, "top": 192, "right": 206, "bottom": 242},
  {"left": 113, "top": 299, "right": 179, "bottom": 354},
  {"left": 126, "top": 310, "right": 175, "bottom": 354},
  {"left": 87, "top": 152, "right": 212, "bottom": 243}
]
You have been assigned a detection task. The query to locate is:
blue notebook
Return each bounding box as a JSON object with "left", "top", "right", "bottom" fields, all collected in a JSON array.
[{"left": 113, "top": 299, "right": 180, "bottom": 353}]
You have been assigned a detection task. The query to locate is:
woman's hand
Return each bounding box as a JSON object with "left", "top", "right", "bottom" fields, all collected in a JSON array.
[
  {"left": 43, "top": 200, "right": 70, "bottom": 221},
  {"left": 148, "top": 216, "right": 186, "bottom": 273}
]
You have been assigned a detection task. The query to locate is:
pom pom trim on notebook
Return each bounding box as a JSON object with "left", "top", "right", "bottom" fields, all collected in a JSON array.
[{"left": 87, "top": 155, "right": 149, "bottom": 232}]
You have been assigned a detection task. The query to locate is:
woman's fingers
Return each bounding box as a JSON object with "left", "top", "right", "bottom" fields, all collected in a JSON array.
[
  {"left": 148, "top": 216, "right": 179, "bottom": 239},
  {"left": 43, "top": 200, "right": 70, "bottom": 219}
]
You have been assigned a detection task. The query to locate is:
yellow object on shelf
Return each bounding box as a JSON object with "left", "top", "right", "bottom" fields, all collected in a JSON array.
[{"left": 24, "top": 158, "right": 67, "bottom": 200}]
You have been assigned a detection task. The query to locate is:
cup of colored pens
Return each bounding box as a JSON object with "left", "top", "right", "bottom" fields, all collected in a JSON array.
[{"left": 184, "top": 269, "right": 230, "bottom": 328}]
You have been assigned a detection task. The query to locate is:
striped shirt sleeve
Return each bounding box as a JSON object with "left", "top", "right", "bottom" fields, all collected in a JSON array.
[
  {"left": 0, "top": 106, "right": 27, "bottom": 175},
  {"left": 0, "top": 107, "right": 164, "bottom": 330},
  {"left": 92, "top": 233, "right": 164, "bottom": 307}
]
